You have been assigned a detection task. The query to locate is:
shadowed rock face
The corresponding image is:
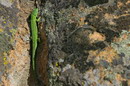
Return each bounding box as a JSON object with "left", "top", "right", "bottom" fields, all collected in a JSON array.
[{"left": 84, "top": 0, "right": 109, "bottom": 6}]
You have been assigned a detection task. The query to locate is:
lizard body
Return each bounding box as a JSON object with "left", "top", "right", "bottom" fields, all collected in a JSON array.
[{"left": 31, "top": 8, "right": 39, "bottom": 71}]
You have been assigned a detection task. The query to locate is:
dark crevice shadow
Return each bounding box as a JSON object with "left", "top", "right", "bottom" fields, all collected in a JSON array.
[{"left": 84, "top": 0, "right": 109, "bottom": 7}]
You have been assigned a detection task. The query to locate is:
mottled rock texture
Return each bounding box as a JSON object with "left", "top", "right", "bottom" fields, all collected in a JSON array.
[
  {"left": 0, "top": 0, "right": 33, "bottom": 86},
  {"left": 42, "top": 0, "right": 130, "bottom": 86},
  {"left": 0, "top": 0, "right": 130, "bottom": 86}
]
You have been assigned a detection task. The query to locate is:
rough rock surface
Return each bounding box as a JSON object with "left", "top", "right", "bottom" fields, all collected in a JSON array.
[
  {"left": 42, "top": 0, "right": 130, "bottom": 86},
  {"left": 0, "top": 0, "right": 33, "bottom": 86},
  {"left": 0, "top": 0, "right": 130, "bottom": 86}
]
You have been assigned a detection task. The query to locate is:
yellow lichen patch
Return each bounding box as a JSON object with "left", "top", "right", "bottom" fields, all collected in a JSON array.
[
  {"left": 4, "top": 61, "right": 8, "bottom": 65},
  {"left": 3, "top": 57, "right": 6, "bottom": 61},
  {"left": 3, "top": 21, "right": 6, "bottom": 24},
  {"left": 0, "top": 28, "right": 4, "bottom": 32},
  {"left": 55, "top": 62, "right": 59, "bottom": 67},
  {"left": 3, "top": 52, "right": 8, "bottom": 65},
  {"left": 8, "top": 23, "right": 13, "bottom": 28},
  {"left": 89, "top": 32, "right": 105, "bottom": 43},
  {"left": 9, "top": 29, "right": 17, "bottom": 44},
  {"left": 10, "top": 0, "right": 14, "bottom": 3},
  {"left": 9, "top": 29, "right": 17, "bottom": 35},
  {"left": 3, "top": 57, "right": 8, "bottom": 65},
  {"left": 97, "top": 47, "right": 118, "bottom": 63}
]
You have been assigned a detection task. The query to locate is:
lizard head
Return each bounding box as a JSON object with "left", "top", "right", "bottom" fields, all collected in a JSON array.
[{"left": 32, "top": 8, "right": 38, "bottom": 16}]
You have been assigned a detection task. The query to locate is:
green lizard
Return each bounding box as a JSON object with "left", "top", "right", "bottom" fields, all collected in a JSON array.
[{"left": 31, "top": 8, "right": 39, "bottom": 71}]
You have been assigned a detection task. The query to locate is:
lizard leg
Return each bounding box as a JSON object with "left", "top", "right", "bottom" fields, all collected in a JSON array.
[
  {"left": 36, "top": 17, "right": 41, "bottom": 22},
  {"left": 37, "top": 38, "right": 40, "bottom": 42}
]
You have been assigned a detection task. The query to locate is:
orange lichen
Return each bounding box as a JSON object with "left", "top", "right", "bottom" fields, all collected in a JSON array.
[
  {"left": 89, "top": 32, "right": 105, "bottom": 43},
  {"left": 97, "top": 47, "right": 118, "bottom": 63},
  {"left": 8, "top": 27, "right": 30, "bottom": 67},
  {"left": 104, "top": 13, "right": 117, "bottom": 25},
  {"left": 126, "top": 1, "right": 130, "bottom": 5},
  {"left": 128, "top": 80, "right": 130, "bottom": 86},
  {"left": 115, "top": 74, "right": 126, "bottom": 81},
  {"left": 117, "top": 2, "right": 124, "bottom": 8},
  {"left": 1, "top": 76, "right": 10, "bottom": 86},
  {"left": 99, "top": 67, "right": 106, "bottom": 80},
  {"left": 79, "top": 17, "right": 85, "bottom": 26},
  {"left": 88, "top": 47, "right": 118, "bottom": 64},
  {"left": 88, "top": 50, "right": 98, "bottom": 57}
]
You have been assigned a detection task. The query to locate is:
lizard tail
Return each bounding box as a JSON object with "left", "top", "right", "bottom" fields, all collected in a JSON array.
[{"left": 32, "top": 53, "right": 35, "bottom": 71}]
